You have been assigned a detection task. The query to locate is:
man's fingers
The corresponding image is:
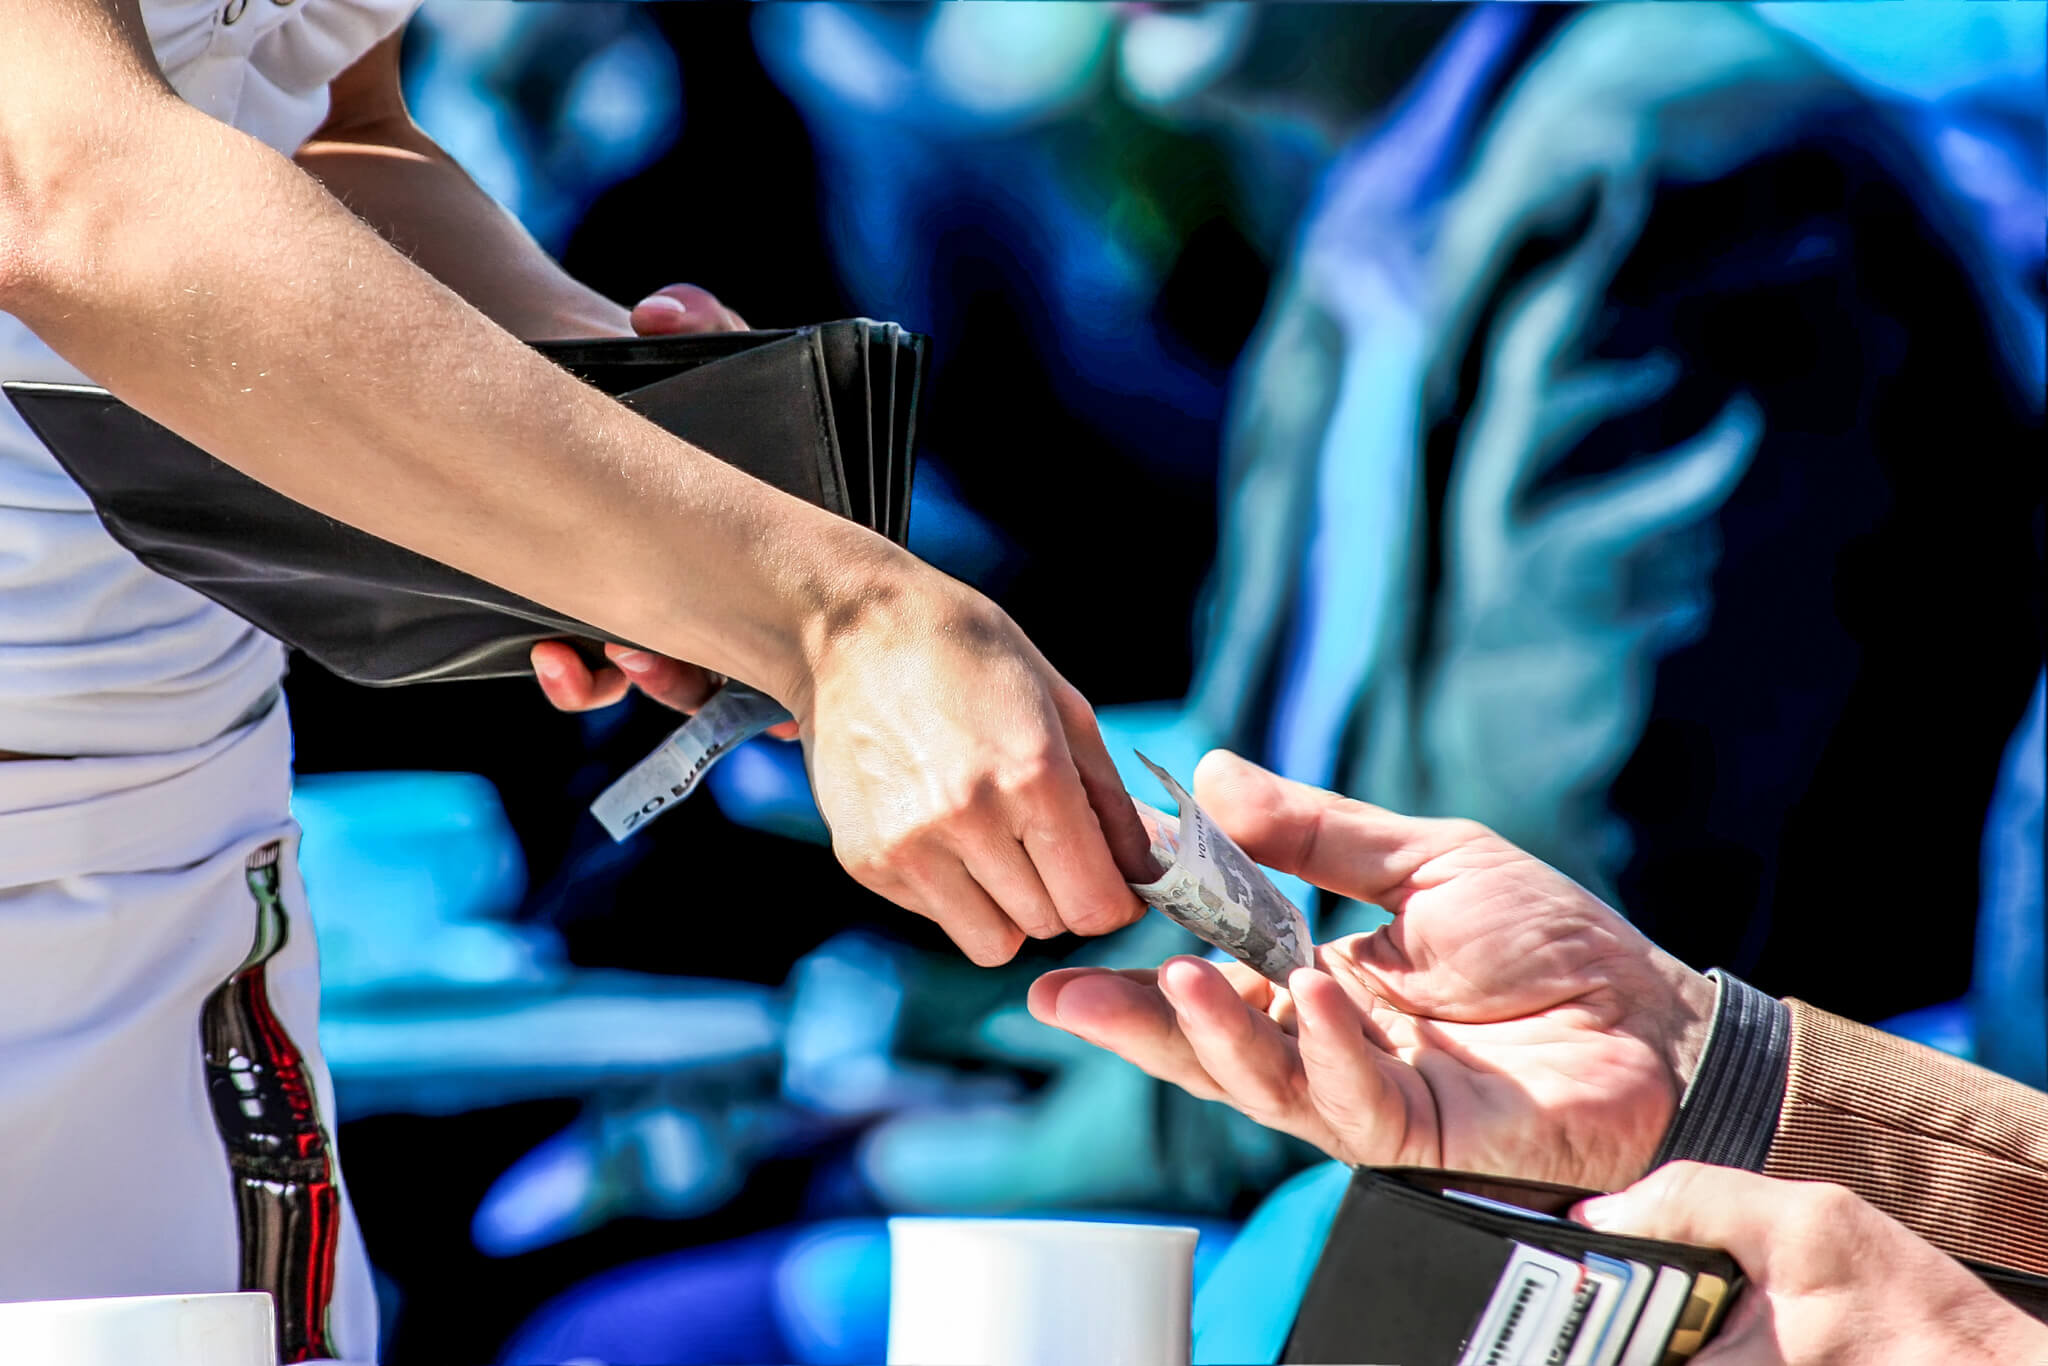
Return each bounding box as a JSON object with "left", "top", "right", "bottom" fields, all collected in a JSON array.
[
  {"left": 1028, "top": 967, "right": 1154, "bottom": 1029},
  {"left": 1192, "top": 749, "right": 1479, "bottom": 908},
  {"left": 531, "top": 641, "right": 630, "bottom": 711},
  {"left": 1156, "top": 955, "right": 1313, "bottom": 1129},
  {"left": 1215, "top": 958, "right": 1279, "bottom": 1015},
  {"left": 630, "top": 283, "right": 748, "bottom": 336},
  {"left": 1573, "top": 1161, "right": 1785, "bottom": 1270},
  {"left": 1292, "top": 968, "right": 1407, "bottom": 1164},
  {"left": 1028, "top": 968, "right": 1230, "bottom": 1104}
]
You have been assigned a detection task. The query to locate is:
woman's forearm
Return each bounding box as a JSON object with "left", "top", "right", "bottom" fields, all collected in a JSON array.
[{"left": 4, "top": 89, "right": 897, "bottom": 711}]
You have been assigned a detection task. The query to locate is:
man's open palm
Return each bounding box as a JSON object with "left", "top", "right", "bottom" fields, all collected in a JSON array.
[{"left": 1029, "top": 751, "right": 1716, "bottom": 1192}]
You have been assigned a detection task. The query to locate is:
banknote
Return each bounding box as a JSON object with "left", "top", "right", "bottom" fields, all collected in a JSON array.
[
  {"left": 1127, "top": 753, "right": 1314, "bottom": 984},
  {"left": 589, "top": 682, "right": 792, "bottom": 841}
]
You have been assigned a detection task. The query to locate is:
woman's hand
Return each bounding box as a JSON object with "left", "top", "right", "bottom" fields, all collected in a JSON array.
[{"left": 795, "top": 579, "right": 1156, "bottom": 965}]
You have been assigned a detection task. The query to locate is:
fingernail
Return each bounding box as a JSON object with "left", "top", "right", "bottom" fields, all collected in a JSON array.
[
  {"left": 614, "top": 649, "right": 655, "bottom": 674},
  {"left": 634, "top": 294, "right": 689, "bottom": 320},
  {"left": 534, "top": 655, "right": 564, "bottom": 683}
]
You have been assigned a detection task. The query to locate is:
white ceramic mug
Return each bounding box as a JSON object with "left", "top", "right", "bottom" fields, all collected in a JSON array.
[
  {"left": 0, "top": 1291, "right": 277, "bottom": 1366},
  {"left": 887, "top": 1218, "right": 1198, "bottom": 1366}
]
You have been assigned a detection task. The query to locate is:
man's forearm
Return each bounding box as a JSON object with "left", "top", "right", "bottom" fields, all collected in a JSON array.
[
  {"left": 1764, "top": 1000, "right": 2048, "bottom": 1276},
  {"left": 3, "top": 74, "right": 900, "bottom": 711}
]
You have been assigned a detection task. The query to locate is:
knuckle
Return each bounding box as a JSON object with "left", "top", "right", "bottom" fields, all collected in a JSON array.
[
  {"left": 1053, "top": 684, "right": 1095, "bottom": 727},
  {"left": 1797, "top": 1181, "right": 1861, "bottom": 1227},
  {"left": 938, "top": 777, "right": 1006, "bottom": 830},
  {"left": 1064, "top": 893, "right": 1142, "bottom": 938},
  {"left": 1003, "top": 749, "right": 1063, "bottom": 800},
  {"left": 1651, "top": 1160, "right": 1708, "bottom": 1198},
  {"left": 834, "top": 836, "right": 901, "bottom": 890},
  {"left": 964, "top": 928, "right": 1024, "bottom": 967}
]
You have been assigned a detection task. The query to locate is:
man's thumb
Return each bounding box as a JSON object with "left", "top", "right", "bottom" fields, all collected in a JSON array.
[
  {"left": 1191, "top": 748, "right": 1464, "bottom": 906},
  {"left": 1573, "top": 1161, "right": 1773, "bottom": 1267}
]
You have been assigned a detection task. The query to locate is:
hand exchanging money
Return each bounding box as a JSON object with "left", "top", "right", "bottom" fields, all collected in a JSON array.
[{"left": 1031, "top": 750, "right": 1718, "bottom": 1193}]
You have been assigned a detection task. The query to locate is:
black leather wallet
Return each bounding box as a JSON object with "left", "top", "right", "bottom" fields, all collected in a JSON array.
[
  {"left": 1284, "top": 1165, "right": 2048, "bottom": 1366},
  {"left": 3, "top": 319, "right": 926, "bottom": 686}
]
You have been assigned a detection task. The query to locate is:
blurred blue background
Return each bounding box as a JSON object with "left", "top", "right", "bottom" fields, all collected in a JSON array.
[{"left": 276, "top": 4, "right": 2045, "bottom": 1362}]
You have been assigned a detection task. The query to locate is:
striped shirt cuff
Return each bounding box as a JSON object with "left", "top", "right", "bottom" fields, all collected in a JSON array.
[{"left": 1649, "top": 969, "right": 1790, "bottom": 1172}]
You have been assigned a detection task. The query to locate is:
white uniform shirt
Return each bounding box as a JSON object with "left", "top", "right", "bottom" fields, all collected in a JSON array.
[{"left": 0, "top": 0, "right": 420, "bottom": 757}]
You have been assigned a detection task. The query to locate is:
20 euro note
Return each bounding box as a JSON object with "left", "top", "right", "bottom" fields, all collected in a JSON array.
[
  {"left": 590, "top": 682, "right": 791, "bottom": 841},
  {"left": 1128, "top": 753, "right": 1313, "bottom": 985}
]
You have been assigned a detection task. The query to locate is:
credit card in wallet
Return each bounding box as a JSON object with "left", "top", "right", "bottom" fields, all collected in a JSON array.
[
  {"left": 1566, "top": 1252, "right": 1647, "bottom": 1366},
  {"left": 1615, "top": 1265, "right": 1695, "bottom": 1366},
  {"left": 1661, "top": 1272, "right": 1733, "bottom": 1362},
  {"left": 1456, "top": 1243, "right": 1585, "bottom": 1366}
]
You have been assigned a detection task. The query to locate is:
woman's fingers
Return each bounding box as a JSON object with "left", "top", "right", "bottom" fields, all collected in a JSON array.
[
  {"left": 1215, "top": 958, "right": 1279, "bottom": 1013},
  {"left": 630, "top": 283, "right": 748, "bottom": 336},
  {"left": 960, "top": 836, "right": 1066, "bottom": 941},
  {"left": 604, "top": 644, "right": 720, "bottom": 713},
  {"left": 531, "top": 641, "right": 630, "bottom": 711},
  {"left": 535, "top": 641, "right": 802, "bottom": 735},
  {"left": 900, "top": 860, "right": 1027, "bottom": 967}
]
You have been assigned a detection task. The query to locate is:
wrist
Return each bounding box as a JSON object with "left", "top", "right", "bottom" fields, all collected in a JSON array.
[
  {"left": 779, "top": 543, "right": 1010, "bottom": 720},
  {"left": 1658, "top": 958, "right": 1718, "bottom": 1095}
]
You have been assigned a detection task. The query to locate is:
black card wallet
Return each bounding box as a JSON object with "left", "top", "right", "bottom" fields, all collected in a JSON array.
[
  {"left": 3, "top": 319, "right": 926, "bottom": 687},
  {"left": 1283, "top": 1166, "right": 2048, "bottom": 1366}
]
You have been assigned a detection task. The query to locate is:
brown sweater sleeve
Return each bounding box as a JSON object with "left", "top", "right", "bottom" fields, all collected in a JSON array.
[{"left": 1763, "top": 999, "right": 2048, "bottom": 1275}]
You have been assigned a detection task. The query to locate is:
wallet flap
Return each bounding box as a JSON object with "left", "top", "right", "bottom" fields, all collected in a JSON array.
[
  {"left": 3, "top": 320, "right": 928, "bottom": 687},
  {"left": 538, "top": 328, "right": 802, "bottom": 394}
]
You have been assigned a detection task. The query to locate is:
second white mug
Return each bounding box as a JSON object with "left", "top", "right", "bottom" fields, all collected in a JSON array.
[{"left": 887, "top": 1217, "right": 1198, "bottom": 1366}]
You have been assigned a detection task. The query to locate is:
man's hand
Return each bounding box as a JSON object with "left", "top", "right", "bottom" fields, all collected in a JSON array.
[
  {"left": 1029, "top": 750, "right": 1716, "bottom": 1191},
  {"left": 1573, "top": 1163, "right": 2048, "bottom": 1365},
  {"left": 531, "top": 283, "right": 797, "bottom": 738}
]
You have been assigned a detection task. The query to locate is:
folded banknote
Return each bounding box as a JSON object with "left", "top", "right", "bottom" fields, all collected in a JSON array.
[{"left": 1127, "top": 753, "right": 1314, "bottom": 984}]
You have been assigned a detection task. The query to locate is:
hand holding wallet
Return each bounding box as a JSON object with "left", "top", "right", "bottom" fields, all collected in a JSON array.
[{"left": 1283, "top": 1166, "right": 2048, "bottom": 1366}]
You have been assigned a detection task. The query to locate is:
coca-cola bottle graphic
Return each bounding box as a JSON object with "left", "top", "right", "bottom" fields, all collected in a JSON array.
[{"left": 200, "top": 842, "right": 341, "bottom": 1363}]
